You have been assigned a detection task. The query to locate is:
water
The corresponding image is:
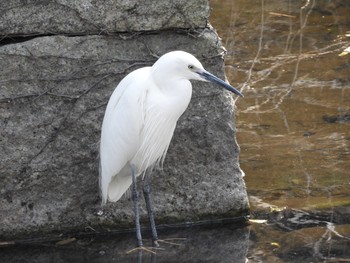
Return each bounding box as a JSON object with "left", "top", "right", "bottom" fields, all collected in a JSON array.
[
  {"left": 210, "top": 0, "right": 350, "bottom": 262},
  {"left": 1, "top": 221, "right": 249, "bottom": 263},
  {"left": 1, "top": 1, "right": 349, "bottom": 262},
  {"left": 210, "top": 0, "right": 350, "bottom": 211}
]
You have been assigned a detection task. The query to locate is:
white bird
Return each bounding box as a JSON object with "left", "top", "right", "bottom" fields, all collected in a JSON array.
[{"left": 99, "top": 50, "right": 243, "bottom": 249}]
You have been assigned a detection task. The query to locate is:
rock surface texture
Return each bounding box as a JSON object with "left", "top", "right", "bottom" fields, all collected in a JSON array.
[
  {"left": 0, "top": 0, "right": 209, "bottom": 35},
  {"left": 0, "top": 0, "right": 249, "bottom": 238}
]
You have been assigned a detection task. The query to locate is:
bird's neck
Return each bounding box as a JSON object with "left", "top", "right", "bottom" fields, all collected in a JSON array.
[{"left": 148, "top": 76, "right": 193, "bottom": 120}]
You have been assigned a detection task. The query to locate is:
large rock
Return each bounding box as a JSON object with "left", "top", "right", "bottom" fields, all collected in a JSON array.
[
  {"left": 0, "top": 0, "right": 209, "bottom": 35},
  {"left": 0, "top": 30, "right": 248, "bottom": 237},
  {"left": 0, "top": 0, "right": 249, "bottom": 238}
]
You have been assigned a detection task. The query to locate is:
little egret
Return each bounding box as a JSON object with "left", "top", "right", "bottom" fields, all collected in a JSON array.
[{"left": 99, "top": 50, "right": 243, "bottom": 250}]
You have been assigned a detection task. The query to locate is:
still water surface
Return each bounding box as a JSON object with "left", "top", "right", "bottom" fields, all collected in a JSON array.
[
  {"left": 212, "top": 0, "right": 350, "bottom": 210},
  {"left": 210, "top": 0, "right": 350, "bottom": 262}
]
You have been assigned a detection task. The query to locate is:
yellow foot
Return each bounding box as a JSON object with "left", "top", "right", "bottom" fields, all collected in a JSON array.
[
  {"left": 157, "top": 238, "right": 187, "bottom": 246},
  {"left": 126, "top": 238, "right": 186, "bottom": 254},
  {"left": 126, "top": 245, "right": 161, "bottom": 255}
]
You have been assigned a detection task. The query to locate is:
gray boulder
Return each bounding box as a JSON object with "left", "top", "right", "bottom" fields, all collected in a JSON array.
[
  {"left": 0, "top": 0, "right": 249, "bottom": 238},
  {"left": 0, "top": 0, "right": 209, "bottom": 35}
]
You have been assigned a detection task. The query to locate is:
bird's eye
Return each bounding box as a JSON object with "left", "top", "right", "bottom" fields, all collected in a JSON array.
[{"left": 188, "top": 65, "right": 194, "bottom": 70}]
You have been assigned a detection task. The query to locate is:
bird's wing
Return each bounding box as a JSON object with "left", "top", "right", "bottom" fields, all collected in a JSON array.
[{"left": 99, "top": 67, "right": 151, "bottom": 204}]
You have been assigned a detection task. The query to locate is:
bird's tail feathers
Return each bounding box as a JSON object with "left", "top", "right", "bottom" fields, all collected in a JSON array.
[{"left": 107, "top": 165, "right": 133, "bottom": 202}]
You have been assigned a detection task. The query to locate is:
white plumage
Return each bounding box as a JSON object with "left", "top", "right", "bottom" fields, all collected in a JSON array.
[
  {"left": 99, "top": 50, "right": 243, "bottom": 204},
  {"left": 99, "top": 51, "right": 201, "bottom": 204},
  {"left": 99, "top": 50, "right": 243, "bottom": 248}
]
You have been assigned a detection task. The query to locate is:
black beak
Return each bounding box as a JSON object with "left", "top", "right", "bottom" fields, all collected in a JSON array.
[{"left": 197, "top": 71, "right": 243, "bottom": 97}]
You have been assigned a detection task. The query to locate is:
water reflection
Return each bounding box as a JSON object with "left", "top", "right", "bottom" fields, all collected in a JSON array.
[
  {"left": 210, "top": 0, "right": 350, "bottom": 262},
  {"left": 210, "top": 0, "right": 349, "bottom": 210},
  {"left": 248, "top": 220, "right": 350, "bottom": 262},
  {"left": 0, "top": 224, "right": 250, "bottom": 263},
  {"left": 2, "top": 219, "right": 349, "bottom": 262}
]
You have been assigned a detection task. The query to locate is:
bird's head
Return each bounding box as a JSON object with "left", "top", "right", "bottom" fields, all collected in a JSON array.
[{"left": 152, "top": 50, "right": 243, "bottom": 97}]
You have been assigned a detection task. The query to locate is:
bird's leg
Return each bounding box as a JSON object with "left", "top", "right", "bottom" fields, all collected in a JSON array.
[
  {"left": 127, "top": 167, "right": 159, "bottom": 255},
  {"left": 142, "top": 173, "right": 159, "bottom": 247},
  {"left": 131, "top": 165, "right": 143, "bottom": 248}
]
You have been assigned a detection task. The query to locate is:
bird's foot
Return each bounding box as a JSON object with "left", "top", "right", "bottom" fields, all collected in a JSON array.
[
  {"left": 126, "top": 245, "right": 158, "bottom": 255},
  {"left": 126, "top": 238, "right": 186, "bottom": 255},
  {"left": 156, "top": 238, "right": 186, "bottom": 246}
]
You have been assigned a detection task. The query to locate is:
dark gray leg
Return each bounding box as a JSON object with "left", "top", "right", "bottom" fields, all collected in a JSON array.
[
  {"left": 131, "top": 165, "right": 143, "bottom": 247},
  {"left": 142, "top": 173, "right": 159, "bottom": 247}
]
